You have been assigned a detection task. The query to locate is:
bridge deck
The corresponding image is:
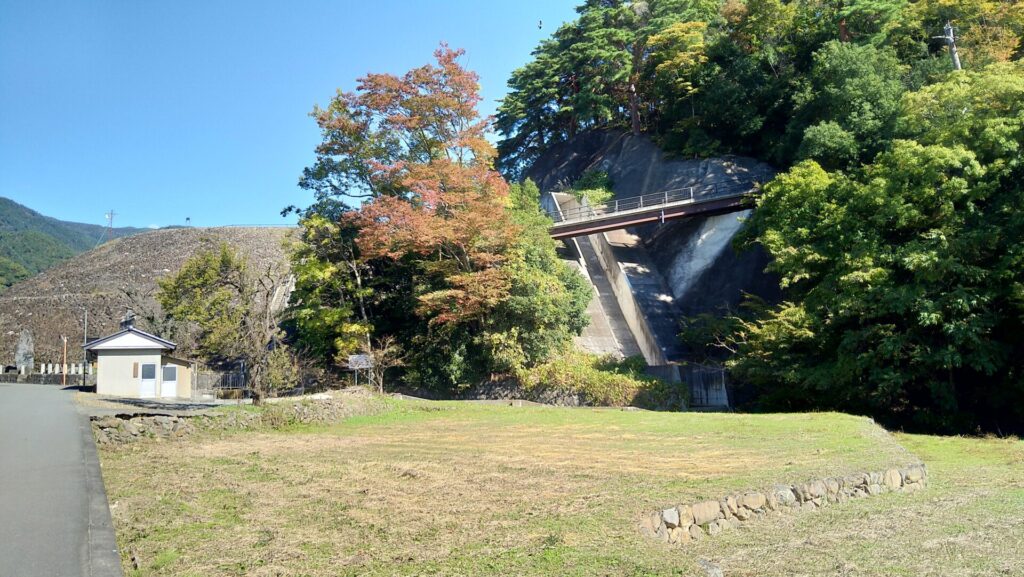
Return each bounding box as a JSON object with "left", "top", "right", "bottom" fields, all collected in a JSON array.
[{"left": 547, "top": 177, "right": 763, "bottom": 240}]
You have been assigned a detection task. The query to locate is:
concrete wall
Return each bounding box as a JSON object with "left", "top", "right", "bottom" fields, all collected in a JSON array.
[
  {"left": 96, "top": 349, "right": 163, "bottom": 397},
  {"left": 555, "top": 193, "right": 670, "bottom": 366}
]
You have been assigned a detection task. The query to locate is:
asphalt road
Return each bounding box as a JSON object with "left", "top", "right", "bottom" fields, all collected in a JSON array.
[{"left": 0, "top": 384, "right": 121, "bottom": 577}]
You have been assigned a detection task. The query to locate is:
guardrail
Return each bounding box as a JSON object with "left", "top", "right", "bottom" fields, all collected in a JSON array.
[{"left": 547, "top": 173, "right": 772, "bottom": 225}]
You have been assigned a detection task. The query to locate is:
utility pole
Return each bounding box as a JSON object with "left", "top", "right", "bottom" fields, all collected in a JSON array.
[
  {"left": 61, "top": 336, "right": 68, "bottom": 386},
  {"left": 82, "top": 308, "right": 88, "bottom": 388},
  {"left": 939, "top": 21, "right": 962, "bottom": 71}
]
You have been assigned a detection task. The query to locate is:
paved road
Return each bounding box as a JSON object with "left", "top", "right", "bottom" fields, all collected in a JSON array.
[{"left": 0, "top": 384, "right": 121, "bottom": 577}]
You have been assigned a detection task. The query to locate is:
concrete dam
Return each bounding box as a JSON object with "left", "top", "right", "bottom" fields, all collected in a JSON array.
[{"left": 527, "top": 131, "right": 781, "bottom": 402}]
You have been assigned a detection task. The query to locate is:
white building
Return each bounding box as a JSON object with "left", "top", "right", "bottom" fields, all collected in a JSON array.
[{"left": 84, "top": 327, "right": 193, "bottom": 399}]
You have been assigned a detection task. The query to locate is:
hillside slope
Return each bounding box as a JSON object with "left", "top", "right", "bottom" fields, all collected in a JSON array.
[
  {"left": 0, "top": 226, "right": 293, "bottom": 364},
  {"left": 0, "top": 197, "right": 147, "bottom": 287}
]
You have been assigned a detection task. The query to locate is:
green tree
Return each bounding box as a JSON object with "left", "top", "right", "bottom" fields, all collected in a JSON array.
[
  {"left": 158, "top": 243, "right": 289, "bottom": 403},
  {"left": 732, "top": 62, "right": 1024, "bottom": 433},
  {"left": 787, "top": 41, "right": 906, "bottom": 166},
  {"left": 293, "top": 50, "right": 590, "bottom": 392}
]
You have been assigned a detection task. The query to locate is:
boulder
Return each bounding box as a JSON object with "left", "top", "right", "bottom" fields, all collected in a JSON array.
[
  {"left": 739, "top": 492, "right": 766, "bottom": 510},
  {"left": 725, "top": 496, "right": 738, "bottom": 515},
  {"left": 883, "top": 468, "right": 903, "bottom": 490},
  {"left": 867, "top": 484, "right": 882, "bottom": 496},
  {"left": 662, "top": 507, "right": 680, "bottom": 528},
  {"left": 719, "top": 500, "right": 734, "bottom": 520},
  {"left": 688, "top": 524, "right": 704, "bottom": 541},
  {"left": 845, "top": 473, "right": 868, "bottom": 488},
  {"left": 772, "top": 485, "right": 797, "bottom": 507},
  {"left": 691, "top": 501, "right": 723, "bottom": 526},
  {"left": 734, "top": 507, "right": 751, "bottom": 521},
  {"left": 707, "top": 520, "right": 723, "bottom": 536},
  {"left": 93, "top": 416, "right": 122, "bottom": 429},
  {"left": 655, "top": 524, "right": 669, "bottom": 542},
  {"left": 677, "top": 504, "right": 694, "bottom": 527},
  {"left": 904, "top": 466, "right": 925, "bottom": 483}
]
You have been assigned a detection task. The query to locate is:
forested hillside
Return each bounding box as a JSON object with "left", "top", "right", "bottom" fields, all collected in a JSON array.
[
  {"left": 498, "top": 0, "right": 1024, "bottom": 433},
  {"left": 0, "top": 197, "right": 146, "bottom": 289}
]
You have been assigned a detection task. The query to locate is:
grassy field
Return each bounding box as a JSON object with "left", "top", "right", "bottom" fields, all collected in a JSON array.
[{"left": 98, "top": 398, "right": 1023, "bottom": 576}]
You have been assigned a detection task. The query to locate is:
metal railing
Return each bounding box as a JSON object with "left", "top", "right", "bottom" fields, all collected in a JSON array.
[{"left": 548, "top": 173, "right": 771, "bottom": 225}]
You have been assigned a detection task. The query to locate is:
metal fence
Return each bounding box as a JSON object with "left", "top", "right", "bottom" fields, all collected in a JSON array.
[
  {"left": 193, "top": 368, "right": 246, "bottom": 400},
  {"left": 548, "top": 174, "right": 771, "bottom": 225}
]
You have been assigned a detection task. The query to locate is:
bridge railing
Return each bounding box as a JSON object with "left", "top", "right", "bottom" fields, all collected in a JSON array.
[{"left": 548, "top": 173, "right": 772, "bottom": 225}]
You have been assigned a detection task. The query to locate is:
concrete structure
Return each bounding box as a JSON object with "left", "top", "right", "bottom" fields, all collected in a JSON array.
[{"left": 84, "top": 327, "right": 192, "bottom": 399}]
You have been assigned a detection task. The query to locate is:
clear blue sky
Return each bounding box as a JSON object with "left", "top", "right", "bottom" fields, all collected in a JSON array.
[{"left": 0, "top": 1, "right": 576, "bottom": 228}]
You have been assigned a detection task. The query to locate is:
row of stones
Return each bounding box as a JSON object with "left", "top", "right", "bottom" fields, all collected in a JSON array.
[
  {"left": 92, "top": 415, "right": 196, "bottom": 444},
  {"left": 91, "top": 396, "right": 388, "bottom": 445},
  {"left": 641, "top": 464, "right": 928, "bottom": 544}
]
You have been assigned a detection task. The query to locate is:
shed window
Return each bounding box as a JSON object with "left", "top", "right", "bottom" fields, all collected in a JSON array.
[
  {"left": 162, "top": 366, "right": 177, "bottom": 382},
  {"left": 141, "top": 364, "right": 156, "bottom": 380}
]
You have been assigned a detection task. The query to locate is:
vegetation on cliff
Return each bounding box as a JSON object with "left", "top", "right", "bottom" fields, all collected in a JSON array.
[{"left": 500, "top": 0, "right": 1024, "bottom": 432}]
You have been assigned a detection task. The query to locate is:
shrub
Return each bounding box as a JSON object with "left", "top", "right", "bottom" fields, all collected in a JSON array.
[
  {"left": 517, "top": 352, "right": 687, "bottom": 409},
  {"left": 572, "top": 170, "right": 614, "bottom": 206}
]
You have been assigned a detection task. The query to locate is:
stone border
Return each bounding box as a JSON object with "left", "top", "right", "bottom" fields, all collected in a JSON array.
[{"left": 641, "top": 464, "right": 928, "bottom": 544}]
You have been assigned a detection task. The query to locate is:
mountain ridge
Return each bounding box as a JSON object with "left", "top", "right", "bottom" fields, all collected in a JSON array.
[{"left": 0, "top": 196, "right": 148, "bottom": 289}]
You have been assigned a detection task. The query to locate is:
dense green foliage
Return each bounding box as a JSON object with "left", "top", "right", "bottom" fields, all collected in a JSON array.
[
  {"left": 519, "top": 352, "right": 688, "bottom": 409},
  {"left": 497, "top": 0, "right": 1024, "bottom": 176},
  {"left": 733, "top": 63, "right": 1024, "bottom": 433},
  {"left": 158, "top": 243, "right": 289, "bottom": 401},
  {"left": 288, "top": 50, "right": 591, "bottom": 393},
  {"left": 501, "top": 0, "right": 1024, "bottom": 431},
  {"left": 0, "top": 197, "right": 145, "bottom": 290},
  {"left": 570, "top": 169, "right": 615, "bottom": 205}
]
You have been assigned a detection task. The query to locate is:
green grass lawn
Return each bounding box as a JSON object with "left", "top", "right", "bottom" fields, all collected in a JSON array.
[{"left": 98, "top": 399, "right": 1023, "bottom": 576}]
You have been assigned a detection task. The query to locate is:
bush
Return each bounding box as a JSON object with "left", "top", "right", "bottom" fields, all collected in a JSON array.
[
  {"left": 572, "top": 170, "right": 614, "bottom": 206},
  {"left": 517, "top": 352, "right": 687, "bottom": 409}
]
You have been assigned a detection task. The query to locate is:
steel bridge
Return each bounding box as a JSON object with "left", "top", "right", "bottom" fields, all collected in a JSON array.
[{"left": 546, "top": 175, "right": 769, "bottom": 240}]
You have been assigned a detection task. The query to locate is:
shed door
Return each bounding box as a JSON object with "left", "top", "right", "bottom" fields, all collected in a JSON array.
[
  {"left": 160, "top": 365, "right": 177, "bottom": 398},
  {"left": 140, "top": 363, "right": 157, "bottom": 398}
]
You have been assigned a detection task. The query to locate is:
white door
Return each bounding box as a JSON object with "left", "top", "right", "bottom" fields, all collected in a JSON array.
[
  {"left": 160, "top": 365, "right": 177, "bottom": 398},
  {"left": 140, "top": 363, "right": 157, "bottom": 398}
]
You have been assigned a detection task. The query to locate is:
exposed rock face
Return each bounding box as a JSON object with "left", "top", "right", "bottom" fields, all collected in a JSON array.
[{"left": 526, "top": 131, "right": 781, "bottom": 362}]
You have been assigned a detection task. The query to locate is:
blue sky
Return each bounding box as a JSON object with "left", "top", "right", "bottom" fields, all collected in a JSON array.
[{"left": 0, "top": 1, "right": 577, "bottom": 228}]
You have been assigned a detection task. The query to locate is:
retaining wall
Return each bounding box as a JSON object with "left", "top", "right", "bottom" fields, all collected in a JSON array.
[
  {"left": 0, "top": 373, "right": 96, "bottom": 386},
  {"left": 642, "top": 463, "right": 928, "bottom": 544},
  {"left": 553, "top": 193, "right": 671, "bottom": 368}
]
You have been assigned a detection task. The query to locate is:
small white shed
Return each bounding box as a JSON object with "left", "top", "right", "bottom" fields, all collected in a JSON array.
[{"left": 84, "top": 327, "right": 193, "bottom": 399}]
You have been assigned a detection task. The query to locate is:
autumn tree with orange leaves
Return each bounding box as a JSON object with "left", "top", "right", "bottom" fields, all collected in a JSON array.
[{"left": 289, "top": 46, "right": 589, "bottom": 390}]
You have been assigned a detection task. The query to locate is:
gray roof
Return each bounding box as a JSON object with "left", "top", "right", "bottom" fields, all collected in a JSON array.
[{"left": 83, "top": 327, "right": 177, "bottom": 351}]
